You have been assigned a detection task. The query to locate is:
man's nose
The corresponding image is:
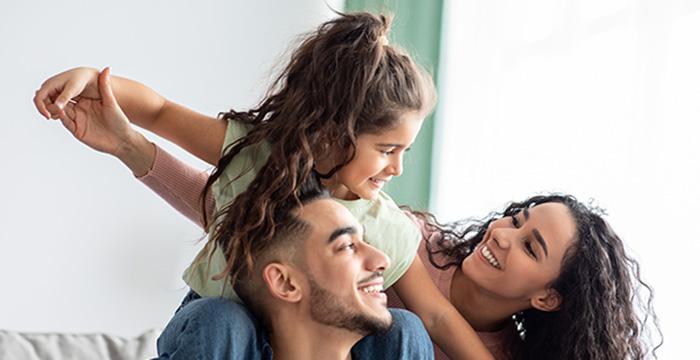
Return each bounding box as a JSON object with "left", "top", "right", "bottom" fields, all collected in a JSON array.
[{"left": 363, "top": 241, "right": 390, "bottom": 272}]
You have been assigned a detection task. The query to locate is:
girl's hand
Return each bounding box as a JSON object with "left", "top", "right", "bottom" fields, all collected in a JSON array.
[
  {"left": 34, "top": 67, "right": 100, "bottom": 120},
  {"left": 53, "top": 67, "right": 155, "bottom": 176}
]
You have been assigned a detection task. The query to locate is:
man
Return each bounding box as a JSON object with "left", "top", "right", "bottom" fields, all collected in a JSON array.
[{"left": 157, "top": 183, "right": 433, "bottom": 360}]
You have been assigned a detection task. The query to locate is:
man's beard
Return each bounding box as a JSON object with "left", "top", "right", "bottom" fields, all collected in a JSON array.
[{"left": 307, "top": 276, "right": 392, "bottom": 335}]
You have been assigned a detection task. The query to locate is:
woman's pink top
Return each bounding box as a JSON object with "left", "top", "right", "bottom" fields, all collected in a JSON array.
[
  {"left": 136, "top": 144, "right": 215, "bottom": 227},
  {"left": 386, "top": 220, "right": 516, "bottom": 360}
]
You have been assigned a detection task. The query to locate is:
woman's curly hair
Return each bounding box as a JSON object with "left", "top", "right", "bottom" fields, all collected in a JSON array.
[
  {"left": 199, "top": 11, "right": 436, "bottom": 288},
  {"left": 415, "top": 194, "right": 662, "bottom": 360}
]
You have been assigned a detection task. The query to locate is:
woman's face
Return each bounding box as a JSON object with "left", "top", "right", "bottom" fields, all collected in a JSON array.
[{"left": 460, "top": 202, "right": 577, "bottom": 306}]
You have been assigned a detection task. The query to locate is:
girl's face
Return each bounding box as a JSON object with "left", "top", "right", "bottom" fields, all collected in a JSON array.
[
  {"left": 328, "top": 112, "right": 424, "bottom": 201},
  {"left": 460, "top": 202, "right": 576, "bottom": 309}
]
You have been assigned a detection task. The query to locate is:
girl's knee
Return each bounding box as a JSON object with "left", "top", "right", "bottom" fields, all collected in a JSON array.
[
  {"left": 388, "top": 308, "right": 422, "bottom": 326},
  {"left": 180, "top": 297, "right": 258, "bottom": 330}
]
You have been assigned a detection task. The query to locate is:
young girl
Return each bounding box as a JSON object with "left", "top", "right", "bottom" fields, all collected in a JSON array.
[{"left": 35, "top": 12, "right": 494, "bottom": 359}]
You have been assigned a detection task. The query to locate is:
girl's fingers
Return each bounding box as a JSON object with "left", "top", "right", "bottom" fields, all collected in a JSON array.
[
  {"left": 34, "top": 77, "right": 85, "bottom": 119},
  {"left": 45, "top": 103, "right": 65, "bottom": 120},
  {"left": 53, "top": 80, "right": 83, "bottom": 110},
  {"left": 33, "top": 89, "right": 50, "bottom": 119},
  {"left": 97, "top": 67, "right": 118, "bottom": 108}
]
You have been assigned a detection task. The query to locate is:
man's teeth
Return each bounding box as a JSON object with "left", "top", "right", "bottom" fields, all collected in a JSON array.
[
  {"left": 481, "top": 246, "right": 501, "bottom": 269},
  {"left": 360, "top": 284, "right": 384, "bottom": 294}
]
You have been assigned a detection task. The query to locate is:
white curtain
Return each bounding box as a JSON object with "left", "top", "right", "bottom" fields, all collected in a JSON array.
[{"left": 433, "top": 0, "right": 699, "bottom": 357}]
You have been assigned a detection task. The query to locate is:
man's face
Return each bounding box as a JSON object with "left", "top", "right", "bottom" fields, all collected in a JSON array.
[{"left": 297, "top": 198, "right": 392, "bottom": 335}]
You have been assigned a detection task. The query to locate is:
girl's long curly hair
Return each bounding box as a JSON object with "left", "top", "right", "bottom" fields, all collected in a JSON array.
[
  {"left": 416, "top": 194, "right": 662, "bottom": 360},
  {"left": 201, "top": 12, "right": 436, "bottom": 287}
]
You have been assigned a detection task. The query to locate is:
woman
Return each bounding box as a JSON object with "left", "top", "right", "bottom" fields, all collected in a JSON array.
[{"left": 393, "top": 194, "right": 662, "bottom": 359}]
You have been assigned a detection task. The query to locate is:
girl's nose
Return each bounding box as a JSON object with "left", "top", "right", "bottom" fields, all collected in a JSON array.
[{"left": 386, "top": 154, "right": 403, "bottom": 176}]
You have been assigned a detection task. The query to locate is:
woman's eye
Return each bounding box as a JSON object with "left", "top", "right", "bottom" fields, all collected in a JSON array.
[
  {"left": 343, "top": 243, "right": 356, "bottom": 251},
  {"left": 511, "top": 215, "right": 519, "bottom": 228},
  {"left": 525, "top": 242, "right": 537, "bottom": 258},
  {"left": 381, "top": 150, "right": 394, "bottom": 155}
]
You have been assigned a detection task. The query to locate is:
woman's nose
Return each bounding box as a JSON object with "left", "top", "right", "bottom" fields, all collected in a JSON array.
[{"left": 490, "top": 227, "right": 515, "bottom": 249}]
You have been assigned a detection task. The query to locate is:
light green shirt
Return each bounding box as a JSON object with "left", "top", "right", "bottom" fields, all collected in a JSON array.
[{"left": 182, "top": 120, "right": 422, "bottom": 299}]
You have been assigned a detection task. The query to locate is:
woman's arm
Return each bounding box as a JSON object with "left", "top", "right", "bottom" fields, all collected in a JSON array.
[
  {"left": 50, "top": 67, "right": 216, "bottom": 227},
  {"left": 392, "top": 256, "right": 495, "bottom": 360},
  {"left": 137, "top": 144, "right": 215, "bottom": 228},
  {"left": 34, "top": 67, "right": 227, "bottom": 165}
]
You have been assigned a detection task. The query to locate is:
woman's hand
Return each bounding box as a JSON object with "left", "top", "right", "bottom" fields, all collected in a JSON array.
[
  {"left": 53, "top": 67, "right": 155, "bottom": 176},
  {"left": 34, "top": 67, "right": 101, "bottom": 120}
]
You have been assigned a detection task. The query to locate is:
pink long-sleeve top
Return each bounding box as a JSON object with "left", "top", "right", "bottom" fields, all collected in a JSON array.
[{"left": 137, "top": 145, "right": 215, "bottom": 228}]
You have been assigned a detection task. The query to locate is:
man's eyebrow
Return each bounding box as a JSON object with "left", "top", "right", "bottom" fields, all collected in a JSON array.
[
  {"left": 532, "top": 228, "right": 549, "bottom": 257},
  {"left": 328, "top": 226, "right": 357, "bottom": 244}
]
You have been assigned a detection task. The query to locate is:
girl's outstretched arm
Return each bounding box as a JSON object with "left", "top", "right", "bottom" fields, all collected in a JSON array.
[
  {"left": 34, "top": 67, "right": 226, "bottom": 165},
  {"left": 392, "top": 256, "right": 495, "bottom": 360}
]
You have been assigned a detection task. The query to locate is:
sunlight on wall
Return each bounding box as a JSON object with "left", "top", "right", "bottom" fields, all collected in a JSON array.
[{"left": 433, "top": 0, "right": 700, "bottom": 357}]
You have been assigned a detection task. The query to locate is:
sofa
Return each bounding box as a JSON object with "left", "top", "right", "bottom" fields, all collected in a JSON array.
[{"left": 0, "top": 329, "right": 159, "bottom": 360}]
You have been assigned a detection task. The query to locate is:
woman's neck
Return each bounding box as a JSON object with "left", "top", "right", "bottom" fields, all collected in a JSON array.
[{"left": 449, "top": 267, "right": 525, "bottom": 332}]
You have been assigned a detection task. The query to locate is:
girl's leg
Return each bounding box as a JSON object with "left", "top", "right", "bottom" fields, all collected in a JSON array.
[
  {"left": 351, "top": 308, "right": 434, "bottom": 360},
  {"left": 156, "top": 296, "right": 272, "bottom": 360}
]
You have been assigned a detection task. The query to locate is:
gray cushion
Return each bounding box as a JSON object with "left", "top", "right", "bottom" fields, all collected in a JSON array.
[{"left": 0, "top": 329, "right": 159, "bottom": 360}]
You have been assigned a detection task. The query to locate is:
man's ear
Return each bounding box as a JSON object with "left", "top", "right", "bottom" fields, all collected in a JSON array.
[
  {"left": 530, "top": 288, "right": 562, "bottom": 312},
  {"left": 261, "top": 262, "right": 303, "bottom": 303}
]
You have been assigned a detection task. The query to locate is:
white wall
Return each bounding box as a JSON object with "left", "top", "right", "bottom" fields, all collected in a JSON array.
[
  {"left": 0, "top": 0, "right": 343, "bottom": 337},
  {"left": 433, "top": 0, "right": 699, "bottom": 358}
]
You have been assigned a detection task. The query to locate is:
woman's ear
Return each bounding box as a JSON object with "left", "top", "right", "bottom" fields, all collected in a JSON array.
[
  {"left": 262, "top": 262, "right": 303, "bottom": 303},
  {"left": 530, "top": 288, "right": 562, "bottom": 312}
]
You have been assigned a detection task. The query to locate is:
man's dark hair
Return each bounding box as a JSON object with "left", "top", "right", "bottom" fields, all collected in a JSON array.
[{"left": 233, "top": 170, "right": 330, "bottom": 329}]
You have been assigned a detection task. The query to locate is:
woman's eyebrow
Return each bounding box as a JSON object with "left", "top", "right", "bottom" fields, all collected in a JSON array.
[
  {"left": 523, "top": 207, "right": 530, "bottom": 220},
  {"left": 532, "top": 228, "right": 549, "bottom": 257}
]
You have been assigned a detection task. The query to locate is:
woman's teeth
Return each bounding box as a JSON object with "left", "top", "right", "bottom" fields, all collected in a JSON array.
[
  {"left": 360, "top": 284, "right": 384, "bottom": 294},
  {"left": 481, "top": 246, "right": 502, "bottom": 269}
]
